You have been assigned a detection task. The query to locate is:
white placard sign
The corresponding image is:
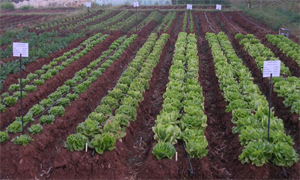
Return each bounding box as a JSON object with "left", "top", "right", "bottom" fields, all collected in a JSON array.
[
  {"left": 133, "top": 2, "right": 139, "bottom": 7},
  {"left": 187, "top": 4, "right": 192, "bottom": 10},
  {"left": 263, "top": 60, "right": 281, "bottom": 77},
  {"left": 216, "top": 4, "right": 222, "bottom": 10},
  {"left": 13, "top": 42, "right": 29, "bottom": 57},
  {"left": 85, "top": 2, "right": 91, "bottom": 7}
]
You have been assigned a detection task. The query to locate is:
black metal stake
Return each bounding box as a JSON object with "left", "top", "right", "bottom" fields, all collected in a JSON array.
[
  {"left": 19, "top": 54, "right": 24, "bottom": 135},
  {"left": 267, "top": 73, "right": 272, "bottom": 141},
  {"left": 183, "top": 143, "right": 194, "bottom": 175}
]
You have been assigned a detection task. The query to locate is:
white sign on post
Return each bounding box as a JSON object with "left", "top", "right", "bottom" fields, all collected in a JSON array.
[
  {"left": 133, "top": 2, "right": 139, "bottom": 7},
  {"left": 216, "top": 4, "right": 222, "bottom": 10},
  {"left": 85, "top": 2, "right": 91, "bottom": 7},
  {"left": 263, "top": 60, "right": 281, "bottom": 77},
  {"left": 13, "top": 43, "right": 29, "bottom": 57},
  {"left": 187, "top": 4, "right": 192, "bottom": 10}
]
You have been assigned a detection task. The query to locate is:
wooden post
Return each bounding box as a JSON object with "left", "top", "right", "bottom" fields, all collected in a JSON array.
[
  {"left": 247, "top": 0, "right": 251, "bottom": 8},
  {"left": 260, "top": 0, "right": 262, "bottom": 10}
]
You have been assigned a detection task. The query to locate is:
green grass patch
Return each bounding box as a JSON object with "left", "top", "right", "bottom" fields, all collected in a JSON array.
[
  {"left": 0, "top": 2, "right": 15, "bottom": 10},
  {"left": 21, "top": 5, "right": 34, "bottom": 11}
]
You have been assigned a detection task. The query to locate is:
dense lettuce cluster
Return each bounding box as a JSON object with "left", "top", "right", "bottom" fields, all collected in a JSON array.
[{"left": 152, "top": 32, "right": 208, "bottom": 160}]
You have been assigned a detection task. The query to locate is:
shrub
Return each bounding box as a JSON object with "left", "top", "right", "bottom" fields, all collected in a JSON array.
[{"left": 0, "top": 2, "right": 15, "bottom": 10}]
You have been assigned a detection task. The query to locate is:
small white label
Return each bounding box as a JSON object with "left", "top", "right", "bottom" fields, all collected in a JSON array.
[
  {"left": 187, "top": 4, "right": 192, "bottom": 10},
  {"left": 85, "top": 2, "right": 91, "bottom": 7},
  {"left": 216, "top": 4, "right": 222, "bottom": 10},
  {"left": 263, "top": 60, "right": 281, "bottom": 77},
  {"left": 133, "top": 1, "right": 139, "bottom": 7},
  {"left": 13, "top": 42, "right": 28, "bottom": 57}
]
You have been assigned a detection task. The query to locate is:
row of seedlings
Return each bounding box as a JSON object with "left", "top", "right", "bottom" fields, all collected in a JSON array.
[
  {"left": 65, "top": 33, "right": 169, "bottom": 154},
  {"left": 0, "top": 33, "right": 108, "bottom": 112},
  {"left": 87, "top": 11, "right": 132, "bottom": 32},
  {"left": 236, "top": 34, "right": 300, "bottom": 117},
  {"left": 189, "top": 11, "right": 193, "bottom": 32},
  {"left": 206, "top": 32, "right": 299, "bottom": 167},
  {"left": 152, "top": 32, "right": 208, "bottom": 160},
  {"left": 162, "top": 12, "right": 176, "bottom": 33},
  {"left": 0, "top": 35, "right": 137, "bottom": 145},
  {"left": 1, "top": 31, "right": 81, "bottom": 60},
  {"left": 62, "top": 11, "right": 111, "bottom": 32},
  {"left": 109, "top": 12, "right": 147, "bottom": 32},
  {"left": 133, "top": 11, "right": 163, "bottom": 32},
  {"left": 182, "top": 12, "right": 187, "bottom": 32},
  {"left": 37, "top": 9, "right": 99, "bottom": 30}
]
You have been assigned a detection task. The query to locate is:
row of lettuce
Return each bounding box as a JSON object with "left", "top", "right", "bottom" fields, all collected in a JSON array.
[
  {"left": 266, "top": 34, "right": 300, "bottom": 67},
  {"left": 64, "top": 33, "right": 169, "bottom": 154},
  {"left": 182, "top": 11, "right": 194, "bottom": 32},
  {"left": 157, "top": 12, "right": 176, "bottom": 33},
  {"left": 152, "top": 32, "right": 208, "bottom": 160},
  {"left": 37, "top": 9, "right": 99, "bottom": 31},
  {"left": 207, "top": 32, "right": 299, "bottom": 167},
  {"left": 0, "top": 31, "right": 82, "bottom": 91},
  {"left": 236, "top": 34, "right": 300, "bottom": 117},
  {"left": 0, "top": 34, "right": 138, "bottom": 145},
  {"left": 0, "top": 11, "right": 174, "bottom": 145},
  {"left": 0, "top": 33, "right": 107, "bottom": 112}
]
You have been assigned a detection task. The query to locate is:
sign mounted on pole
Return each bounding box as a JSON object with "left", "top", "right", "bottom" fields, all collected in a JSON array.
[
  {"left": 133, "top": 1, "right": 139, "bottom": 7},
  {"left": 216, "top": 4, "right": 222, "bottom": 10},
  {"left": 263, "top": 60, "right": 281, "bottom": 142},
  {"left": 13, "top": 42, "right": 28, "bottom": 57},
  {"left": 263, "top": 60, "right": 281, "bottom": 78},
  {"left": 85, "top": 2, "right": 91, "bottom": 7},
  {"left": 187, "top": 4, "right": 192, "bottom": 10}
]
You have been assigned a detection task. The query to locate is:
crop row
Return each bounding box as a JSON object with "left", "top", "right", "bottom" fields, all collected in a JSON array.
[
  {"left": 0, "top": 32, "right": 83, "bottom": 91},
  {"left": 236, "top": 34, "right": 300, "bottom": 117},
  {"left": 87, "top": 11, "right": 131, "bottom": 32},
  {"left": 60, "top": 11, "right": 111, "bottom": 32},
  {"left": 182, "top": 12, "right": 187, "bottom": 32},
  {"left": 109, "top": 12, "right": 147, "bottom": 32},
  {"left": 152, "top": 32, "right": 207, "bottom": 160},
  {"left": 206, "top": 32, "right": 299, "bottom": 167},
  {"left": 0, "top": 34, "right": 138, "bottom": 145},
  {"left": 0, "top": 33, "right": 107, "bottom": 111},
  {"left": 37, "top": 9, "right": 98, "bottom": 31},
  {"left": 266, "top": 34, "right": 300, "bottom": 67},
  {"left": 0, "top": 31, "right": 80, "bottom": 60},
  {"left": 134, "top": 11, "right": 163, "bottom": 32},
  {"left": 189, "top": 11, "right": 193, "bottom": 32},
  {"left": 157, "top": 12, "right": 176, "bottom": 33},
  {"left": 65, "top": 33, "right": 169, "bottom": 154}
]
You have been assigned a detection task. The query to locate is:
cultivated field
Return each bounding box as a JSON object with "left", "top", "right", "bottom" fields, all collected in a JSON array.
[{"left": 0, "top": 7, "right": 299, "bottom": 179}]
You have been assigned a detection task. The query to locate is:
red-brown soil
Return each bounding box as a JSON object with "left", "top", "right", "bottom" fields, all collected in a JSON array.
[
  {"left": 0, "top": 18, "right": 159, "bottom": 179},
  {"left": 0, "top": 11, "right": 299, "bottom": 180}
]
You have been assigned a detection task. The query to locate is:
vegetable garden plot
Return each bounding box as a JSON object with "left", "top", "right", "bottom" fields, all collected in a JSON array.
[{"left": 0, "top": 9, "right": 299, "bottom": 180}]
